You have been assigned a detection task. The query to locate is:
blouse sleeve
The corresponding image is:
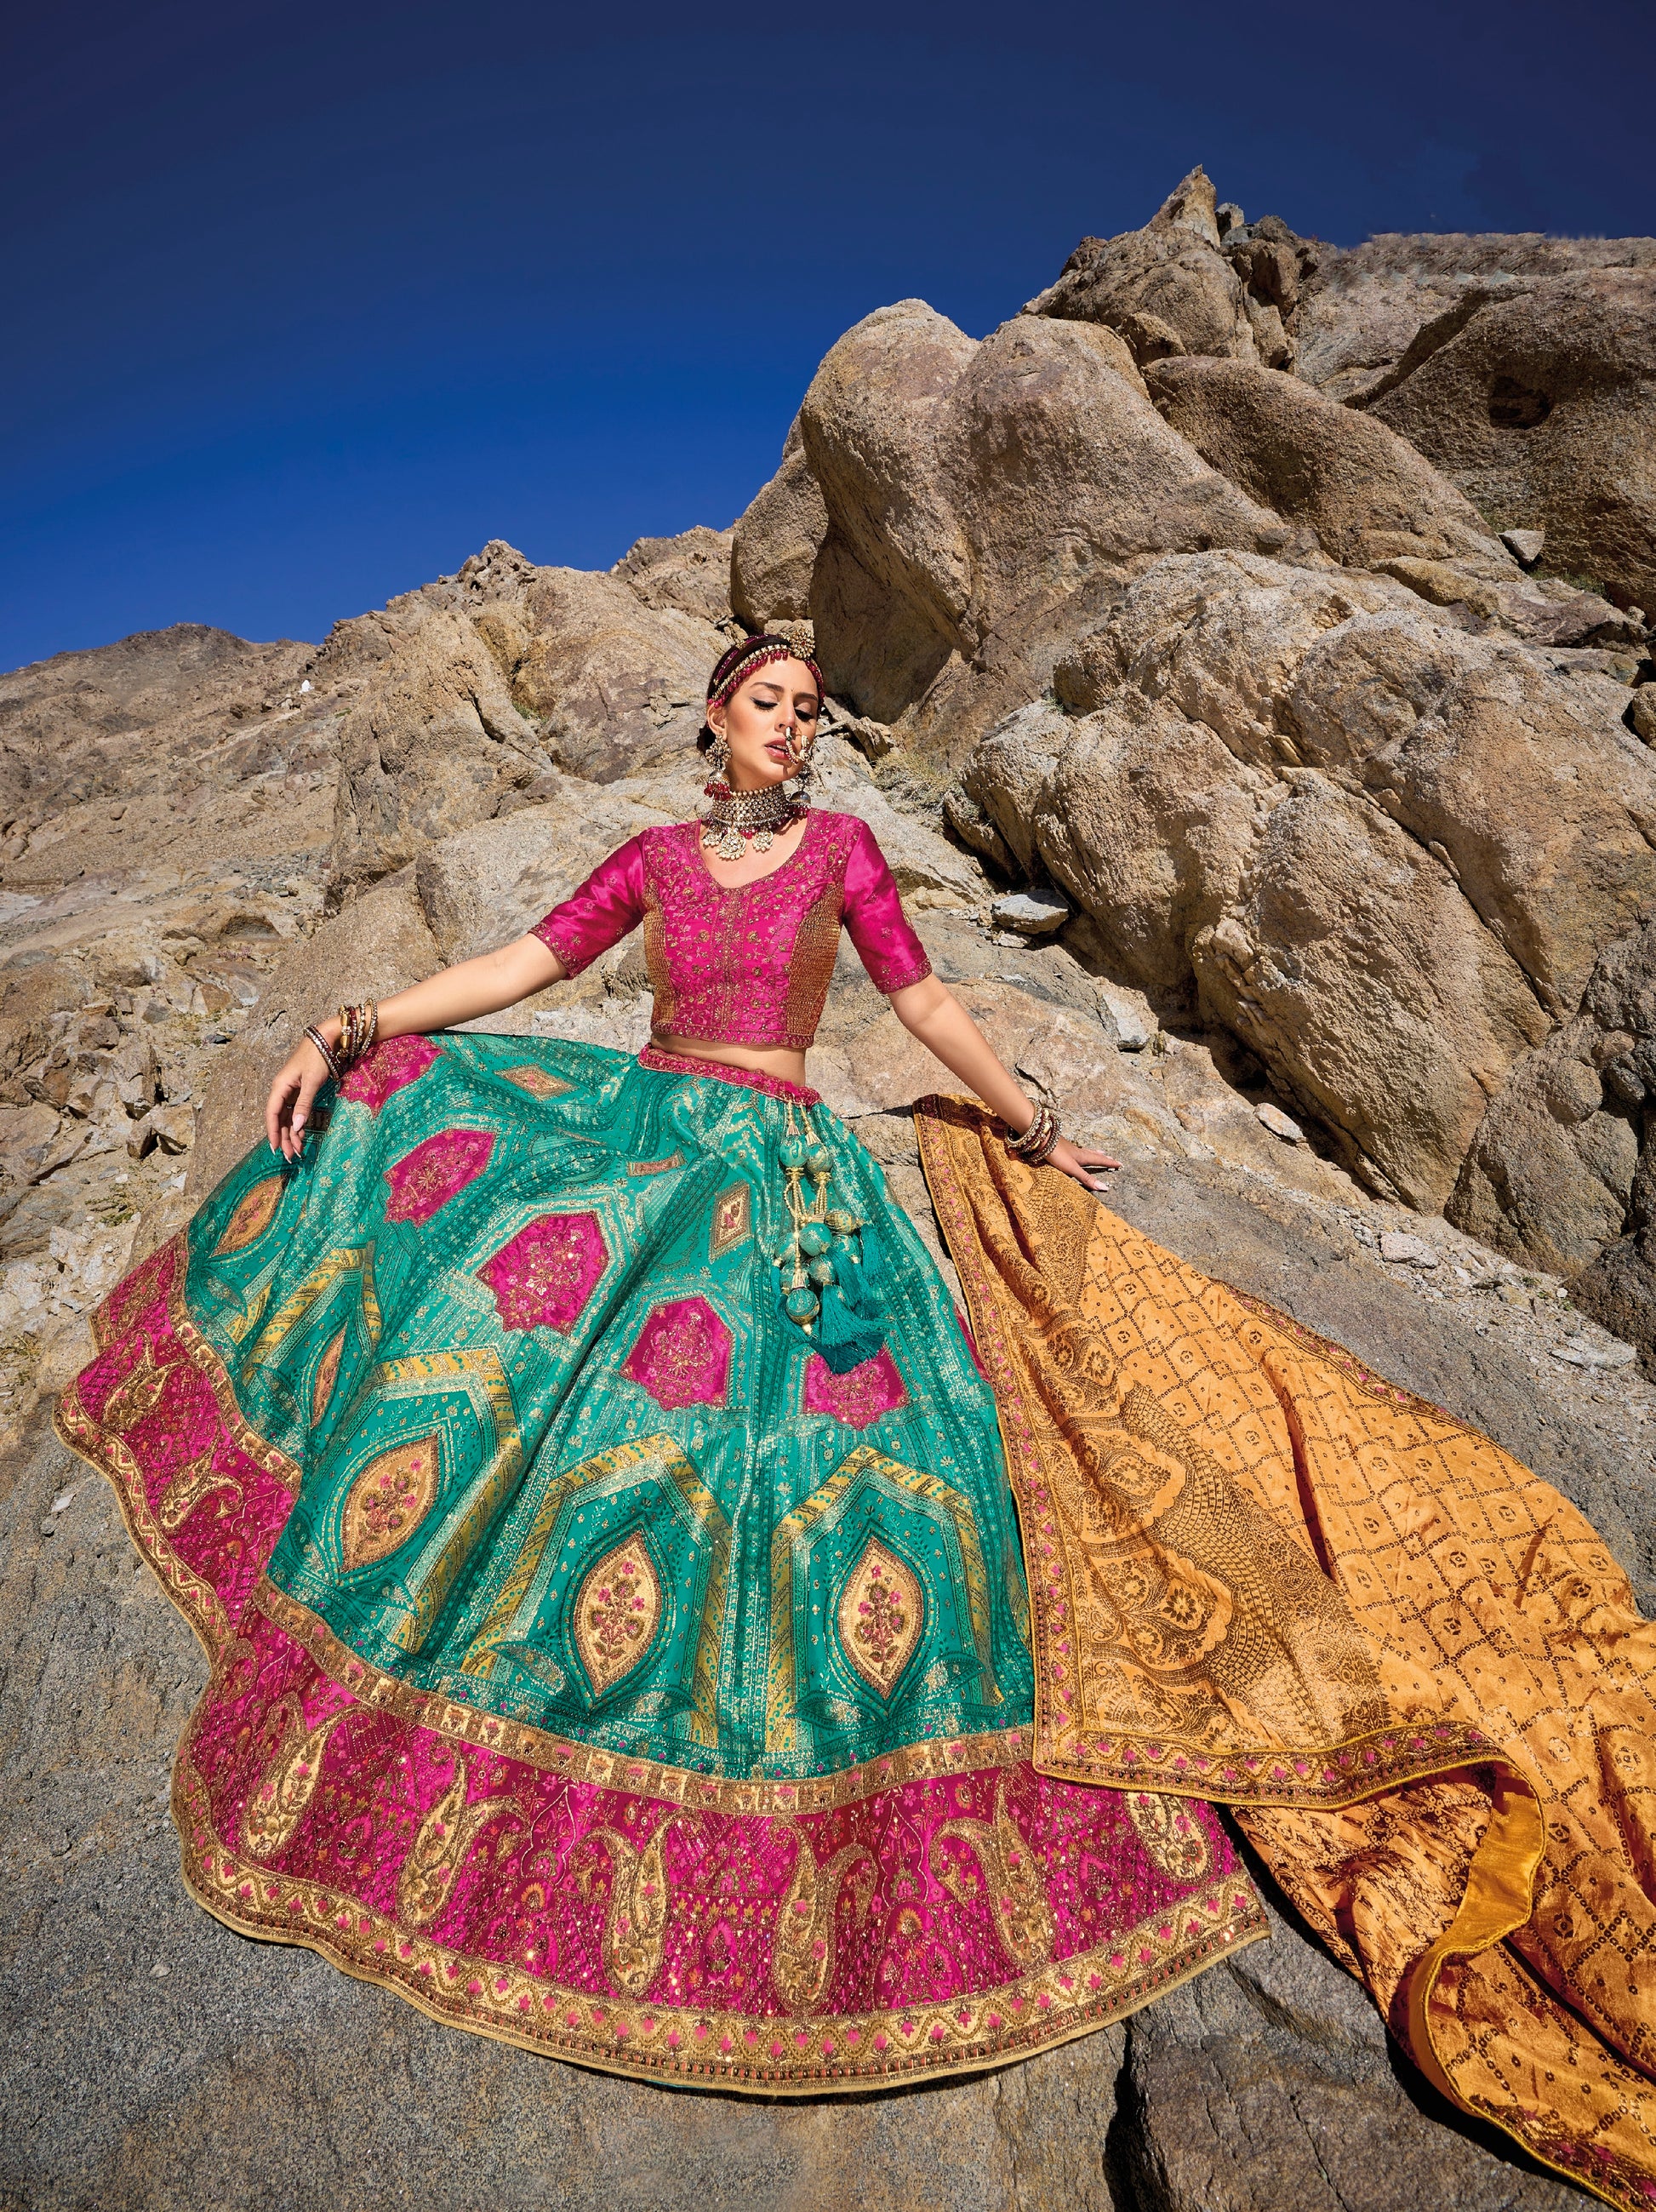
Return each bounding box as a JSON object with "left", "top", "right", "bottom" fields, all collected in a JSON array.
[
  {"left": 841, "top": 820, "right": 934, "bottom": 994},
  {"left": 531, "top": 837, "right": 646, "bottom": 976}
]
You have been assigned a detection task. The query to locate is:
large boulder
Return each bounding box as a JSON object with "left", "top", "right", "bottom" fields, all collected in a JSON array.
[
  {"left": 1448, "top": 918, "right": 1656, "bottom": 1305},
  {"left": 1368, "top": 270, "right": 1656, "bottom": 613},
  {"left": 728, "top": 422, "right": 828, "bottom": 629},
  {"left": 792, "top": 300, "right": 1283, "bottom": 744},
  {"left": 961, "top": 550, "right": 1656, "bottom": 1203},
  {"left": 1142, "top": 354, "right": 1511, "bottom": 574}
]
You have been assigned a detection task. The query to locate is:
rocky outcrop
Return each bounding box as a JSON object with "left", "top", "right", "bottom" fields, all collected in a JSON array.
[
  {"left": 325, "top": 538, "right": 729, "bottom": 895},
  {"left": 1293, "top": 229, "right": 1656, "bottom": 408},
  {"left": 1025, "top": 166, "right": 1316, "bottom": 374},
  {"left": 962, "top": 550, "right": 1656, "bottom": 1205},
  {"left": 1368, "top": 270, "right": 1656, "bottom": 613},
  {"left": 729, "top": 422, "right": 827, "bottom": 628}
]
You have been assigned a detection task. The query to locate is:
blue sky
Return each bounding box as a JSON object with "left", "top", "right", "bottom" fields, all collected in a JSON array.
[{"left": 2, "top": 0, "right": 1647, "bottom": 672}]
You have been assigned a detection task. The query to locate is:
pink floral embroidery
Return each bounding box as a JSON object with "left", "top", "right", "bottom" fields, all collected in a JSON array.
[
  {"left": 803, "top": 1347, "right": 908, "bottom": 1431},
  {"left": 383, "top": 1129, "right": 496, "bottom": 1225},
  {"left": 623, "top": 1297, "right": 733, "bottom": 1409},
  {"left": 478, "top": 1213, "right": 608, "bottom": 1333},
  {"left": 341, "top": 1036, "right": 440, "bottom": 1113}
]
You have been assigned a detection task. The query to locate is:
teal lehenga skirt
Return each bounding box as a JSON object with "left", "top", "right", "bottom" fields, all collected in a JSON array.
[{"left": 58, "top": 1032, "right": 1260, "bottom": 2089}]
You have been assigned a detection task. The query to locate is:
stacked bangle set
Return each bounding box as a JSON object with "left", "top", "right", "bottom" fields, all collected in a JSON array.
[
  {"left": 302, "top": 1003, "right": 379, "bottom": 1085},
  {"left": 1004, "top": 1100, "right": 1060, "bottom": 1166}
]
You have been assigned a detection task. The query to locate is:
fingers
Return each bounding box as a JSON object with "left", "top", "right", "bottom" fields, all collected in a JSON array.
[
  {"left": 286, "top": 1072, "right": 322, "bottom": 1162},
  {"left": 266, "top": 1071, "right": 298, "bottom": 1155}
]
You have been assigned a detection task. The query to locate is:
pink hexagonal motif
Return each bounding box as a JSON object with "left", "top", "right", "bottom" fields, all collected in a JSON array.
[
  {"left": 478, "top": 1211, "right": 608, "bottom": 1333},
  {"left": 622, "top": 1297, "right": 732, "bottom": 1409},
  {"left": 383, "top": 1128, "right": 496, "bottom": 1225},
  {"left": 802, "top": 1347, "right": 908, "bottom": 1431},
  {"left": 341, "top": 1035, "right": 440, "bottom": 1113}
]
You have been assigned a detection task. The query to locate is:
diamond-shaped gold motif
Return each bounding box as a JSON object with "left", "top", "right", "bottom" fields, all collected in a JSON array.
[
  {"left": 708, "top": 1181, "right": 752, "bottom": 1261},
  {"left": 837, "top": 1538, "right": 923, "bottom": 1698}
]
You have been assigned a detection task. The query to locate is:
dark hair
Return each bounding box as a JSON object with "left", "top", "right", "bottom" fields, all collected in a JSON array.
[{"left": 699, "top": 632, "right": 825, "bottom": 752}]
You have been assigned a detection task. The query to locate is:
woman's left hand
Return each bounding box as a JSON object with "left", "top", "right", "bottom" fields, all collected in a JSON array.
[{"left": 1046, "top": 1137, "right": 1120, "bottom": 1192}]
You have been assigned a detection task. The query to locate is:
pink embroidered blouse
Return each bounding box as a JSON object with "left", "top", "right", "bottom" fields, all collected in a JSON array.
[{"left": 531, "top": 811, "right": 933, "bottom": 1052}]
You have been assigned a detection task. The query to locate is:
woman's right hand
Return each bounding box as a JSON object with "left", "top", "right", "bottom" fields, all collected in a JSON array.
[{"left": 266, "top": 1034, "right": 334, "bottom": 1162}]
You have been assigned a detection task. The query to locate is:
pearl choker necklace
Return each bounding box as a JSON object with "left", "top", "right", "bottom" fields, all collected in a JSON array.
[{"left": 699, "top": 778, "right": 807, "bottom": 863}]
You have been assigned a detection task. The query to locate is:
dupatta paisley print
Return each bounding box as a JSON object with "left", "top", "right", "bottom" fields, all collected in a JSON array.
[
  {"left": 917, "top": 1094, "right": 1656, "bottom": 2209},
  {"left": 55, "top": 1033, "right": 1264, "bottom": 2093}
]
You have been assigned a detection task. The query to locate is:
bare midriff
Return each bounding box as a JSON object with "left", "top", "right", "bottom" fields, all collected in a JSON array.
[{"left": 652, "top": 1035, "right": 810, "bottom": 1087}]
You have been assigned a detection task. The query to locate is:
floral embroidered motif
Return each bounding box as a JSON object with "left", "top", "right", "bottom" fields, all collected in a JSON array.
[
  {"left": 243, "top": 1695, "right": 346, "bottom": 1859},
  {"left": 709, "top": 1182, "right": 752, "bottom": 1261},
  {"left": 935, "top": 1779, "right": 1056, "bottom": 1968},
  {"left": 773, "top": 1832, "right": 877, "bottom": 2013},
  {"left": 478, "top": 1211, "right": 608, "bottom": 1333},
  {"left": 574, "top": 1536, "right": 662, "bottom": 1695},
  {"left": 803, "top": 1347, "right": 908, "bottom": 1431},
  {"left": 838, "top": 1538, "right": 923, "bottom": 1697},
  {"left": 341, "top": 1437, "right": 442, "bottom": 1569},
  {"left": 397, "top": 1758, "right": 516, "bottom": 1927},
  {"left": 311, "top": 1327, "right": 345, "bottom": 1425},
  {"left": 622, "top": 1296, "right": 732, "bottom": 1410},
  {"left": 1126, "top": 1791, "right": 1214, "bottom": 1883},
  {"left": 213, "top": 1175, "right": 284, "bottom": 1255},
  {"left": 578, "top": 1815, "right": 684, "bottom": 1995},
  {"left": 340, "top": 1034, "right": 440, "bottom": 1112},
  {"left": 383, "top": 1127, "right": 495, "bottom": 1224},
  {"left": 499, "top": 1064, "right": 573, "bottom": 1100},
  {"left": 157, "top": 1449, "right": 243, "bottom": 1531}
]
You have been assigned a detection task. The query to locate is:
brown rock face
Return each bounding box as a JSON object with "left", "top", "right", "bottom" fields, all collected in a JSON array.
[
  {"left": 324, "top": 539, "right": 728, "bottom": 895},
  {"left": 1026, "top": 166, "right": 1305, "bottom": 371},
  {"left": 1368, "top": 269, "right": 1656, "bottom": 611},
  {"left": 1142, "top": 354, "right": 1510, "bottom": 574},
  {"left": 1295, "top": 230, "right": 1656, "bottom": 407},
  {"left": 963, "top": 550, "right": 1656, "bottom": 1204},
  {"left": 793, "top": 299, "right": 1282, "bottom": 739},
  {"left": 729, "top": 422, "right": 827, "bottom": 628},
  {"left": 1449, "top": 919, "right": 1656, "bottom": 1364},
  {"left": 610, "top": 524, "right": 735, "bottom": 626}
]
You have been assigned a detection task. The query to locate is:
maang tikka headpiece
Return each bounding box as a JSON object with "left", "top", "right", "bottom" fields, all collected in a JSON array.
[{"left": 700, "top": 627, "right": 825, "bottom": 862}]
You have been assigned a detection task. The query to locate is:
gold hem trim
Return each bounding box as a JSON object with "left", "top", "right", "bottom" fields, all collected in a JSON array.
[{"left": 170, "top": 1745, "right": 1269, "bottom": 2095}]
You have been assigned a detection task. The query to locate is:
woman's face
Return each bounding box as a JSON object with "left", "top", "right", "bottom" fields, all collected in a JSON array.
[{"left": 708, "top": 659, "right": 820, "bottom": 789}]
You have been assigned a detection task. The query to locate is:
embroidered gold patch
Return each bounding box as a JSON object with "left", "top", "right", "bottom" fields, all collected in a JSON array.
[
  {"left": 574, "top": 1536, "right": 661, "bottom": 1696},
  {"left": 397, "top": 1758, "right": 516, "bottom": 1927},
  {"left": 100, "top": 1339, "right": 171, "bottom": 1434},
  {"left": 772, "top": 1831, "right": 877, "bottom": 2012},
  {"left": 936, "top": 1780, "right": 1056, "bottom": 1968},
  {"left": 837, "top": 1539, "right": 923, "bottom": 1698},
  {"left": 708, "top": 1181, "right": 752, "bottom": 1261},
  {"left": 628, "top": 1150, "right": 684, "bottom": 1176},
  {"left": 157, "top": 1449, "right": 243, "bottom": 1532},
  {"left": 1126, "top": 1790, "right": 1213, "bottom": 1883},
  {"left": 243, "top": 1696, "right": 346, "bottom": 1859},
  {"left": 341, "top": 1437, "right": 441, "bottom": 1569},
  {"left": 214, "top": 1176, "right": 284, "bottom": 1255},
  {"left": 579, "top": 1815, "right": 683, "bottom": 1994},
  {"left": 311, "top": 1326, "right": 345, "bottom": 1426},
  {"left": 499, "top": 1064, "right": 573, "bottom": 1100}
]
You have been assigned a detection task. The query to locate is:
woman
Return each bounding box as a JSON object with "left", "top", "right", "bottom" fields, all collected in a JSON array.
[
  {"left": 60, "top": 634, "right": 1656, "bottom": 2201},
  {"left": 59, "top": 631, "right": 1264, "bottom": 2092}
]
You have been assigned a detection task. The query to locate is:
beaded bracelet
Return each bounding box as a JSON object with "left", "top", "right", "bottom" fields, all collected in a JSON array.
[{"left": 338, "top": 1001, "right": 378, "bottom": 1066}]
